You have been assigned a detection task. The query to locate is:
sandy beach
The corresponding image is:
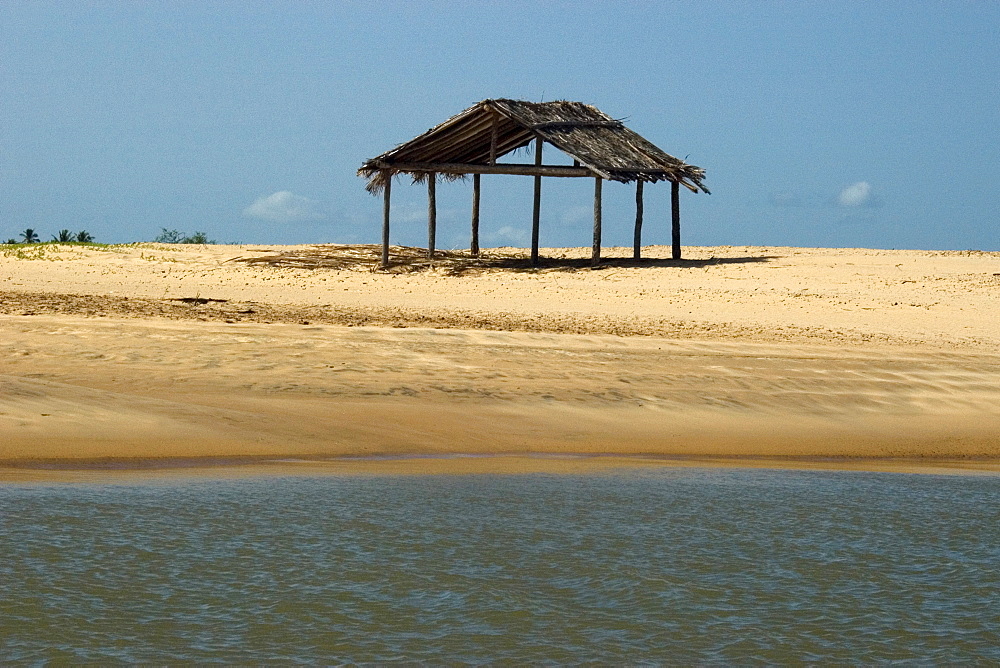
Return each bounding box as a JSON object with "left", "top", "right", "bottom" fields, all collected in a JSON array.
[{"left": 2, "top": 242, "right": 998, "bottom": 477}]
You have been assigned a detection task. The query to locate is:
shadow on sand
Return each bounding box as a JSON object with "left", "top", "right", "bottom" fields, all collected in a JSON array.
[{"left": 232, "top": 244, "right": 779, "bottom": 276}]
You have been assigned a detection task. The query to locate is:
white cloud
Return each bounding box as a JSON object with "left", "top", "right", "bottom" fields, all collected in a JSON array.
[
  {"left": 838, "top": 181, "right": 873, "bottom": 207},
  {"left": 560, "top": 205, "right": 591, "bottom": 225},
  {"left": 488, "top": 225, "right": 529, "bottom": 247},
  {"left": 243, "top": 191, "right": 325, "bottom": 223}
]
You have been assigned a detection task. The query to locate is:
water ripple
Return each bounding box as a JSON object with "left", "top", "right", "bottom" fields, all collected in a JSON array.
[{"left": 1, "top": 469, "right": 999, "bottom": 663}]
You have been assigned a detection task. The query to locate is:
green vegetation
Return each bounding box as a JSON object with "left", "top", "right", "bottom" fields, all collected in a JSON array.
[
  {"left": 1, "top": 227, "right": 220, "bottom": 250},
  {"left": 153, "top": 228, "right": 216, "bottom": 244},
  {"left": 2, "top": 226, "right": 110, "bottom": 260},
  {"left": 1, "top": 240, "right": 120, "bottom": 262},
  {"left": 3, "top": 226, "right": 225, "bottom": 246},
  {"left": 3, "top": 229, "right": 97, "bottom": 245},
  {"left": 49, "top": 229, "right": 94, "bottom": 243}
]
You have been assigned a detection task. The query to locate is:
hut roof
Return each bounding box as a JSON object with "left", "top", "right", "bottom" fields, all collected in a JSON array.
[{"left": 358, "top": 99, "right": 709, "bottom": 195}]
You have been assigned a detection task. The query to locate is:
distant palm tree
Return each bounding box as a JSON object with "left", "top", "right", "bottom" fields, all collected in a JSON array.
[
  {"left": 53, "top": 229, "right": 74, "bottom": 242},
  {"left": 4, "top": 238, "right": 18, "bottom": 245},
  {"left": 75, "top": 230, "right": 94, "bottom": 243},
  {"left": 20, "top": 229, "right": 39, "bottom": 243}
]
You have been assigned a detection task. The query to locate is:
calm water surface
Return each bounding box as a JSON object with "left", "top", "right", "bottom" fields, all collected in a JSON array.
[{"left": 1, "top": 468, "right": 998, "bottom": 663}]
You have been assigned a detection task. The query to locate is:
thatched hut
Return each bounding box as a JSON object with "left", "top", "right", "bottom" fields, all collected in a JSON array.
[{"left": 359, "top": 99, "right": 708, "bottom": 268}]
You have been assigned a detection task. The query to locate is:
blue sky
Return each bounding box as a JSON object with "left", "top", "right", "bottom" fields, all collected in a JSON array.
[{"left": 2, "top": 0, "right": 998, "bottom": 250}]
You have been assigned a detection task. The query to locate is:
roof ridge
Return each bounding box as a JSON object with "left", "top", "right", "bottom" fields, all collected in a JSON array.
[{"left": 359, "top": 99, "right": 708, "bottom": 194}]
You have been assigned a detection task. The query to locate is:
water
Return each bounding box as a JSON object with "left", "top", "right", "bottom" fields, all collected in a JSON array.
[{"left": 2, "top": 467, "right": 999, "bottom": 663}]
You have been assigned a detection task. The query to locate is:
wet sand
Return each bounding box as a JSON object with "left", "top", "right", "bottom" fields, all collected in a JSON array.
[{"left": 1, "top": 243, "right": 998, "bottom": 478}]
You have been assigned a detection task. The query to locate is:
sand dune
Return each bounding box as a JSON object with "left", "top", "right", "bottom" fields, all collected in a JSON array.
[{"left": 1, "top": 243, "right": 998, "bottom": 476}]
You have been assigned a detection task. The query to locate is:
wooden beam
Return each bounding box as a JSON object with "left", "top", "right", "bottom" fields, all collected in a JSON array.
[
  {"left": 372, "top": 160, "right": 596, "bottom": 179},
  {"left": 471, "top": 173, "right": 481, "bottom": 257},
  {"left": 671, "top": 180, "right": 681, "bottom": 260},
  {"left": 428, "top": 174, "right": 436, "bottom": 260},
  {"left": 489, "top": 111, "right": 498, "bottom": 166},
  {"left": 381, "top": 171, "right": 391, "bottom": 268},
  {"left": 592, "top": 177, "right": 602, "bottom": 267},
  {"left": 531, "top": 137, "right": 542, "bottom": 267},
  {"left": 633, "top": 180, "right": 644, "bottom": 260}
]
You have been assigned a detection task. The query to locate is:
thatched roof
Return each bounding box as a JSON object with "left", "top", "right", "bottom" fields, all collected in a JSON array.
[{"left": 358, "top": 99, "right": 709, "bottom": 195}]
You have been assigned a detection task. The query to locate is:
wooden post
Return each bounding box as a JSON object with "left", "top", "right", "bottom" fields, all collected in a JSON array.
[
  {"left": 427, "top": 173, "right": 436, "bottom": 259},
  {"left": 471, "top": 173, "right": 481, "bottom": 257},
  {"left": 671, "top": 180, "right": 681, "bottom": 260},
  {"left": 592, "top": 176, "right": 602, "bottom": 267},
  {"left": 531, "top": 137, "right": 542, "bottom": 267},
  {"left": 633, "top": 180, "right": 644, "bottom": 260},
  {"left": 381, "top": 172, "right": 391, "bottom": 268}
]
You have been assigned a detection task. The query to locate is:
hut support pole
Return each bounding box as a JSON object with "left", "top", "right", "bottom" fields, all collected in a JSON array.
[
  {"left": 381, "top": 172, "right": 391, "bottom": 268},
  {"left": 427, "top": 174, "right": 436, "bottom": 260},
  {"left": 671, "top": 180, "right": 681, "bottom": 260},
  {"left": 592, "top": 177, "right": 602, "bottom": 267},
  {"left": 471, "top": 173, "right": 481, "bottom": 257},
  {"left": 633, "top": 180, "right": 644, "bottom": 260},
  {"left": 531, "top": 137, "right": 542, "bottom": 267}
]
